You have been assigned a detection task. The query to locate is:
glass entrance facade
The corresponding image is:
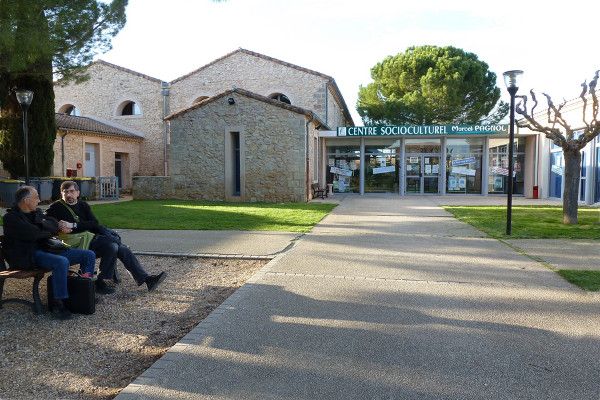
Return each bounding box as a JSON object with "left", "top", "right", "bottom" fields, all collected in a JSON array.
[
  {"left": 322, "top": 124, "right": 536, "bottom": 198},
  {"left": 365, "top": 139, "right": 400, "bottom": 194},
  {"left": 326, "top": 139, "right": 360, "bottom": 193}
]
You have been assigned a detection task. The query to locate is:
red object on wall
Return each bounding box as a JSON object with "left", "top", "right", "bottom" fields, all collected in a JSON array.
[
  {"left": 533, "top": 186, "right": 539, "bottom": 199},
  {"left": 76, "top": 162, "right": 82, "bottom": 168}
]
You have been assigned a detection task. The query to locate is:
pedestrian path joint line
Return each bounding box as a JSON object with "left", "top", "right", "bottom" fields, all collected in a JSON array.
[{"left": 263, "top": 271, "right": 569, "bottom": 289}]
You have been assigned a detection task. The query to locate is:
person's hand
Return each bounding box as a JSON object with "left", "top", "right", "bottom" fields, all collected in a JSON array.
[{"left": 58, "top": 220, "right": 74, "bottom": 233}]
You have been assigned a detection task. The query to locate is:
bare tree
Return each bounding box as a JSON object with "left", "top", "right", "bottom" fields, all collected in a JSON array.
[{"left": 515, "top": 71, "right": 600, "bottom": 224}]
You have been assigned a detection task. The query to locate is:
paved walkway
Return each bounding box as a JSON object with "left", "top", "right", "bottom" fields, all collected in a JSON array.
[{"left": 115, "top": 196, "right": 599, "bottom": 400}]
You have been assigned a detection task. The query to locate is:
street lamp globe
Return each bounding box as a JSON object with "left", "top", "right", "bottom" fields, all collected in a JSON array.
[
  {"left": 503, "top": 70, "right": 524, "bottom": 90},
  {"left": 15, "top": 89, "right": 34, "bottom": 109}
]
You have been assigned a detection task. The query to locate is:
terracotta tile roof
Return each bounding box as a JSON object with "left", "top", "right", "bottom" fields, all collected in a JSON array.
[
  {"left": 170, "top": 48, "right": 354, "bottom": 125},
  {"left": 55, "top": 114, "right": 143, "bottom": 140},
  {"left": 165, "top": 87, "right": 327, "bottom": 129}
]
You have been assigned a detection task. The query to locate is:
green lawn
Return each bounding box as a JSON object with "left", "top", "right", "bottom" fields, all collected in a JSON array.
[
  {"left": 443, "top": 205, "right": 600, "bottom": 291},
  {"left": 443, "top": 205, "right": 600, "bottom": 239},
  {"left": 88, "top": 200, "right": 336, "bottom": 232},
  {"left": 557, "top": 270, "right": 600, "bottom": 291}
]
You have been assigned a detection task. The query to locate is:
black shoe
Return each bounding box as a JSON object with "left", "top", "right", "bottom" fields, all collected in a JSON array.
[
  {"left": 95, "top": 279, "right": 116, "bottom": 295},
  {"left": 53, "top": 300, "right": 75, "bottom": 320},
  {"left": 145, "top": 271, "right": 167, "bottom": 292},
  {"left": 113, "top": 269, "right": 122, "bottom": 284}
]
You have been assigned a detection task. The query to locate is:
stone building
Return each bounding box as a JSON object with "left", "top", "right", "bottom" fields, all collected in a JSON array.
[
  {"left": 54, "top": 114, "right": 143, "bottom": 185},
  {"left": 53, "top": 48, "right": 355, "bottom": 201}
]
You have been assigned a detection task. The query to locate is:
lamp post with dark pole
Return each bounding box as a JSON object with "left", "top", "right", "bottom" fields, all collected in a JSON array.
[
  {"left": 15, "top": 89, "right": 34, "bottom": 185},
  {"left": 502, "top": 70, "right": 523, "bottom": 236}
]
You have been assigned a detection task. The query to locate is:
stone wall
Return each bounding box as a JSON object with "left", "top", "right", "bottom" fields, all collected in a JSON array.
[{"left": 132, "top": 176, "right": 172, "bottom": 199}]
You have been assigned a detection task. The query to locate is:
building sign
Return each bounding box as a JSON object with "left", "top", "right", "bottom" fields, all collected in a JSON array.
[
  {"left": 452, "top": 157, "right": 476, "bottom": 166},
  {"left": 337, "top": 124, "right": 508, "bottom": 137}
]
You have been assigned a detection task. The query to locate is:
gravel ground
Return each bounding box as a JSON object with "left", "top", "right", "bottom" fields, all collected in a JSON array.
[{"left": 0, "top": 256, "right": 267, "bottom": 400}]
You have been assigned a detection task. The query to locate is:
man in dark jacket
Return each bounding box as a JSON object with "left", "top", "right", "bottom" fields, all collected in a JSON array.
[
  {"left": 3, "top": 186, "right": 96, "bottom": 320},
  {"left": 45, "top": 181, "right": 166, "bottom": 294}
]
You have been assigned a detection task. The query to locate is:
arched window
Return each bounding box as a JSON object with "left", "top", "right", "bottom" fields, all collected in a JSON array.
[
  {"left": 59, "top": 104, "right": 80, "bottom": 116},
  {"left": 193, "top": 96, "right": 209, "bottom": 104},
  {"left": 119, "top": 101, "right": 141, "bottom": 116},
  {"left": 269, "top": 93, "right": 291, "bottom": 105}
]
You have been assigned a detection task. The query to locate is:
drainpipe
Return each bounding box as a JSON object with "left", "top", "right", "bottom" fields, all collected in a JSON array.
[
  {"left": 306, "top": 112, "right": 315, "bottom": 201},
  {"left": 534, "top": 134, "right": 539, "bottom": 190},
  {"left": 325, "top": 81, "right": 331, "bottom": 127},
  {"left": 61, "top": 130, "right": 69, "bottom": 176},
  {"left": 162, "top": 83, "right": 170, "bottom": 176}
]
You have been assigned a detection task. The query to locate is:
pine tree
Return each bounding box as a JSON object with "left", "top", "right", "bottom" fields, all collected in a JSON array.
[
  {"left": 0, "top": 0, "right": 128, "bottom": 178},
  {"left": 357, "top": 45, "right": 508, "bottom": 126}
]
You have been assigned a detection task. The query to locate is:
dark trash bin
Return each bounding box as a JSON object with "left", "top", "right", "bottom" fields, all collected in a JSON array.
[
  {"left": 30, "top": 178, "right": 53, "bottom": 202},
  {"left": 0, "top": 180, "right": 25, "bottom": 207}
]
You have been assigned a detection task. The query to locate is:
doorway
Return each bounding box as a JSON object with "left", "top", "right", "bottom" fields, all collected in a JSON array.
[
  {"left": 405, "top": 155, "right": 440, "bottom": 194},
  {"left": 85, "top": 143, "right": 97, "bottom": 177},
  {"left": 115, "top": 153, "right": 123, "bottom": 189}
]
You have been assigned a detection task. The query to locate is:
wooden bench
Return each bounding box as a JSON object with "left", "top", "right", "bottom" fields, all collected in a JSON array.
[
  {"left": 0, "top": 238, "right": 50, "bottom": 314},
  {"left": 0, "top": 234, "right": 120, "bottom": 314},
  {"left": 311, "top": 183, "right": 328, "bottom": 199}
]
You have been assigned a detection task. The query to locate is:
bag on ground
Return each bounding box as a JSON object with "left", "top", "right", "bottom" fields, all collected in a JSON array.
[{"left": 47, "top": 271, "right": 96, "bottom": 314}]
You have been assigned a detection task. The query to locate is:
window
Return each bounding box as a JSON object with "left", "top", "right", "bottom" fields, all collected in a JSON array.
[
  {"left": 364, "top": 138, "right": 400, "bottom": 194},
  {"left": 595, "top": 142, "right": 600, "bottom": 203},
  {"left": 549, "top": 150, "right": 563, "bottom": 199},
  {"left": 487, "top": 138, "right": 525, "bottom": 195},
  {"left": 269, "top": 93, "right": 291, "bottom": 104},
  {"left": 119, "top": 101, "right": 141, "bottom": 116},
  {"left": 59, "top": 104, "right": 80, "bottom": 116},
  {"left": 447, "top": 138, "right": 483, "bottom": 194},
  {"left": 225, "top": 131, "right": 243, "bottom": 199},
  {"left": 326, "top": 139, "right": 360, "bottom": 194},
  {"left": 232, "top": 132, "right": 241, "bottom": 196}
]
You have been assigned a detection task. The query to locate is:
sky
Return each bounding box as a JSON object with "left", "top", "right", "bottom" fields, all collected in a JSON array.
[{"left": 99, "top": 0, "right": 600, "bottom": 126}]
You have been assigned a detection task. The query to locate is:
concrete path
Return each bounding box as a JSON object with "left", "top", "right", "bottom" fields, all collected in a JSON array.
[
  {"left": 116, "top": 196, "right": 600, "bottom": 400},
  {"left": 119, "top": 229, "right": 300, "bottom": 259}
]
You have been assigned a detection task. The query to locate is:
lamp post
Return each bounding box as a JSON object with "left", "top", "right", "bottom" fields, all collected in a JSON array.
[
  {"left": 502, "top": 70, "right": 523, "bottom": 235},
  {"left": 15, "top": 89, "right": 34, "bottom": 185}
]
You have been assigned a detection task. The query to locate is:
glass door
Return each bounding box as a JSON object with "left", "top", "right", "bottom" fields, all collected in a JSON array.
[
  {"left": 405, "top": 155, "right": 440, "bottom": 194},
  {"left": 423, "top": 156, "right": 440, "bottom": 193},
  {"left": 405, "top": 155, "right": 421, "bottom": 194}
]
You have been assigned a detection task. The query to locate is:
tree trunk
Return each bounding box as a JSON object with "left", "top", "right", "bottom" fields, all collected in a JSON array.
[{"left": 562, "top": 149, "right": 581, "bottom": 224}]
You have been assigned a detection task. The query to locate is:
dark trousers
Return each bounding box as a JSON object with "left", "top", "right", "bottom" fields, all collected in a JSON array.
[{"left": 92, "top": 242, "right": 148, "bottom": 285}]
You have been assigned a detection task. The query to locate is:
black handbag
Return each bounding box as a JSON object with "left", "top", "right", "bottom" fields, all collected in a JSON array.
[
  {"left": 47, "top": 271, "right": 96, "bottom": 314},
  {"left": 44, "top": 237, "right": 71, "bottom": 254}
]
